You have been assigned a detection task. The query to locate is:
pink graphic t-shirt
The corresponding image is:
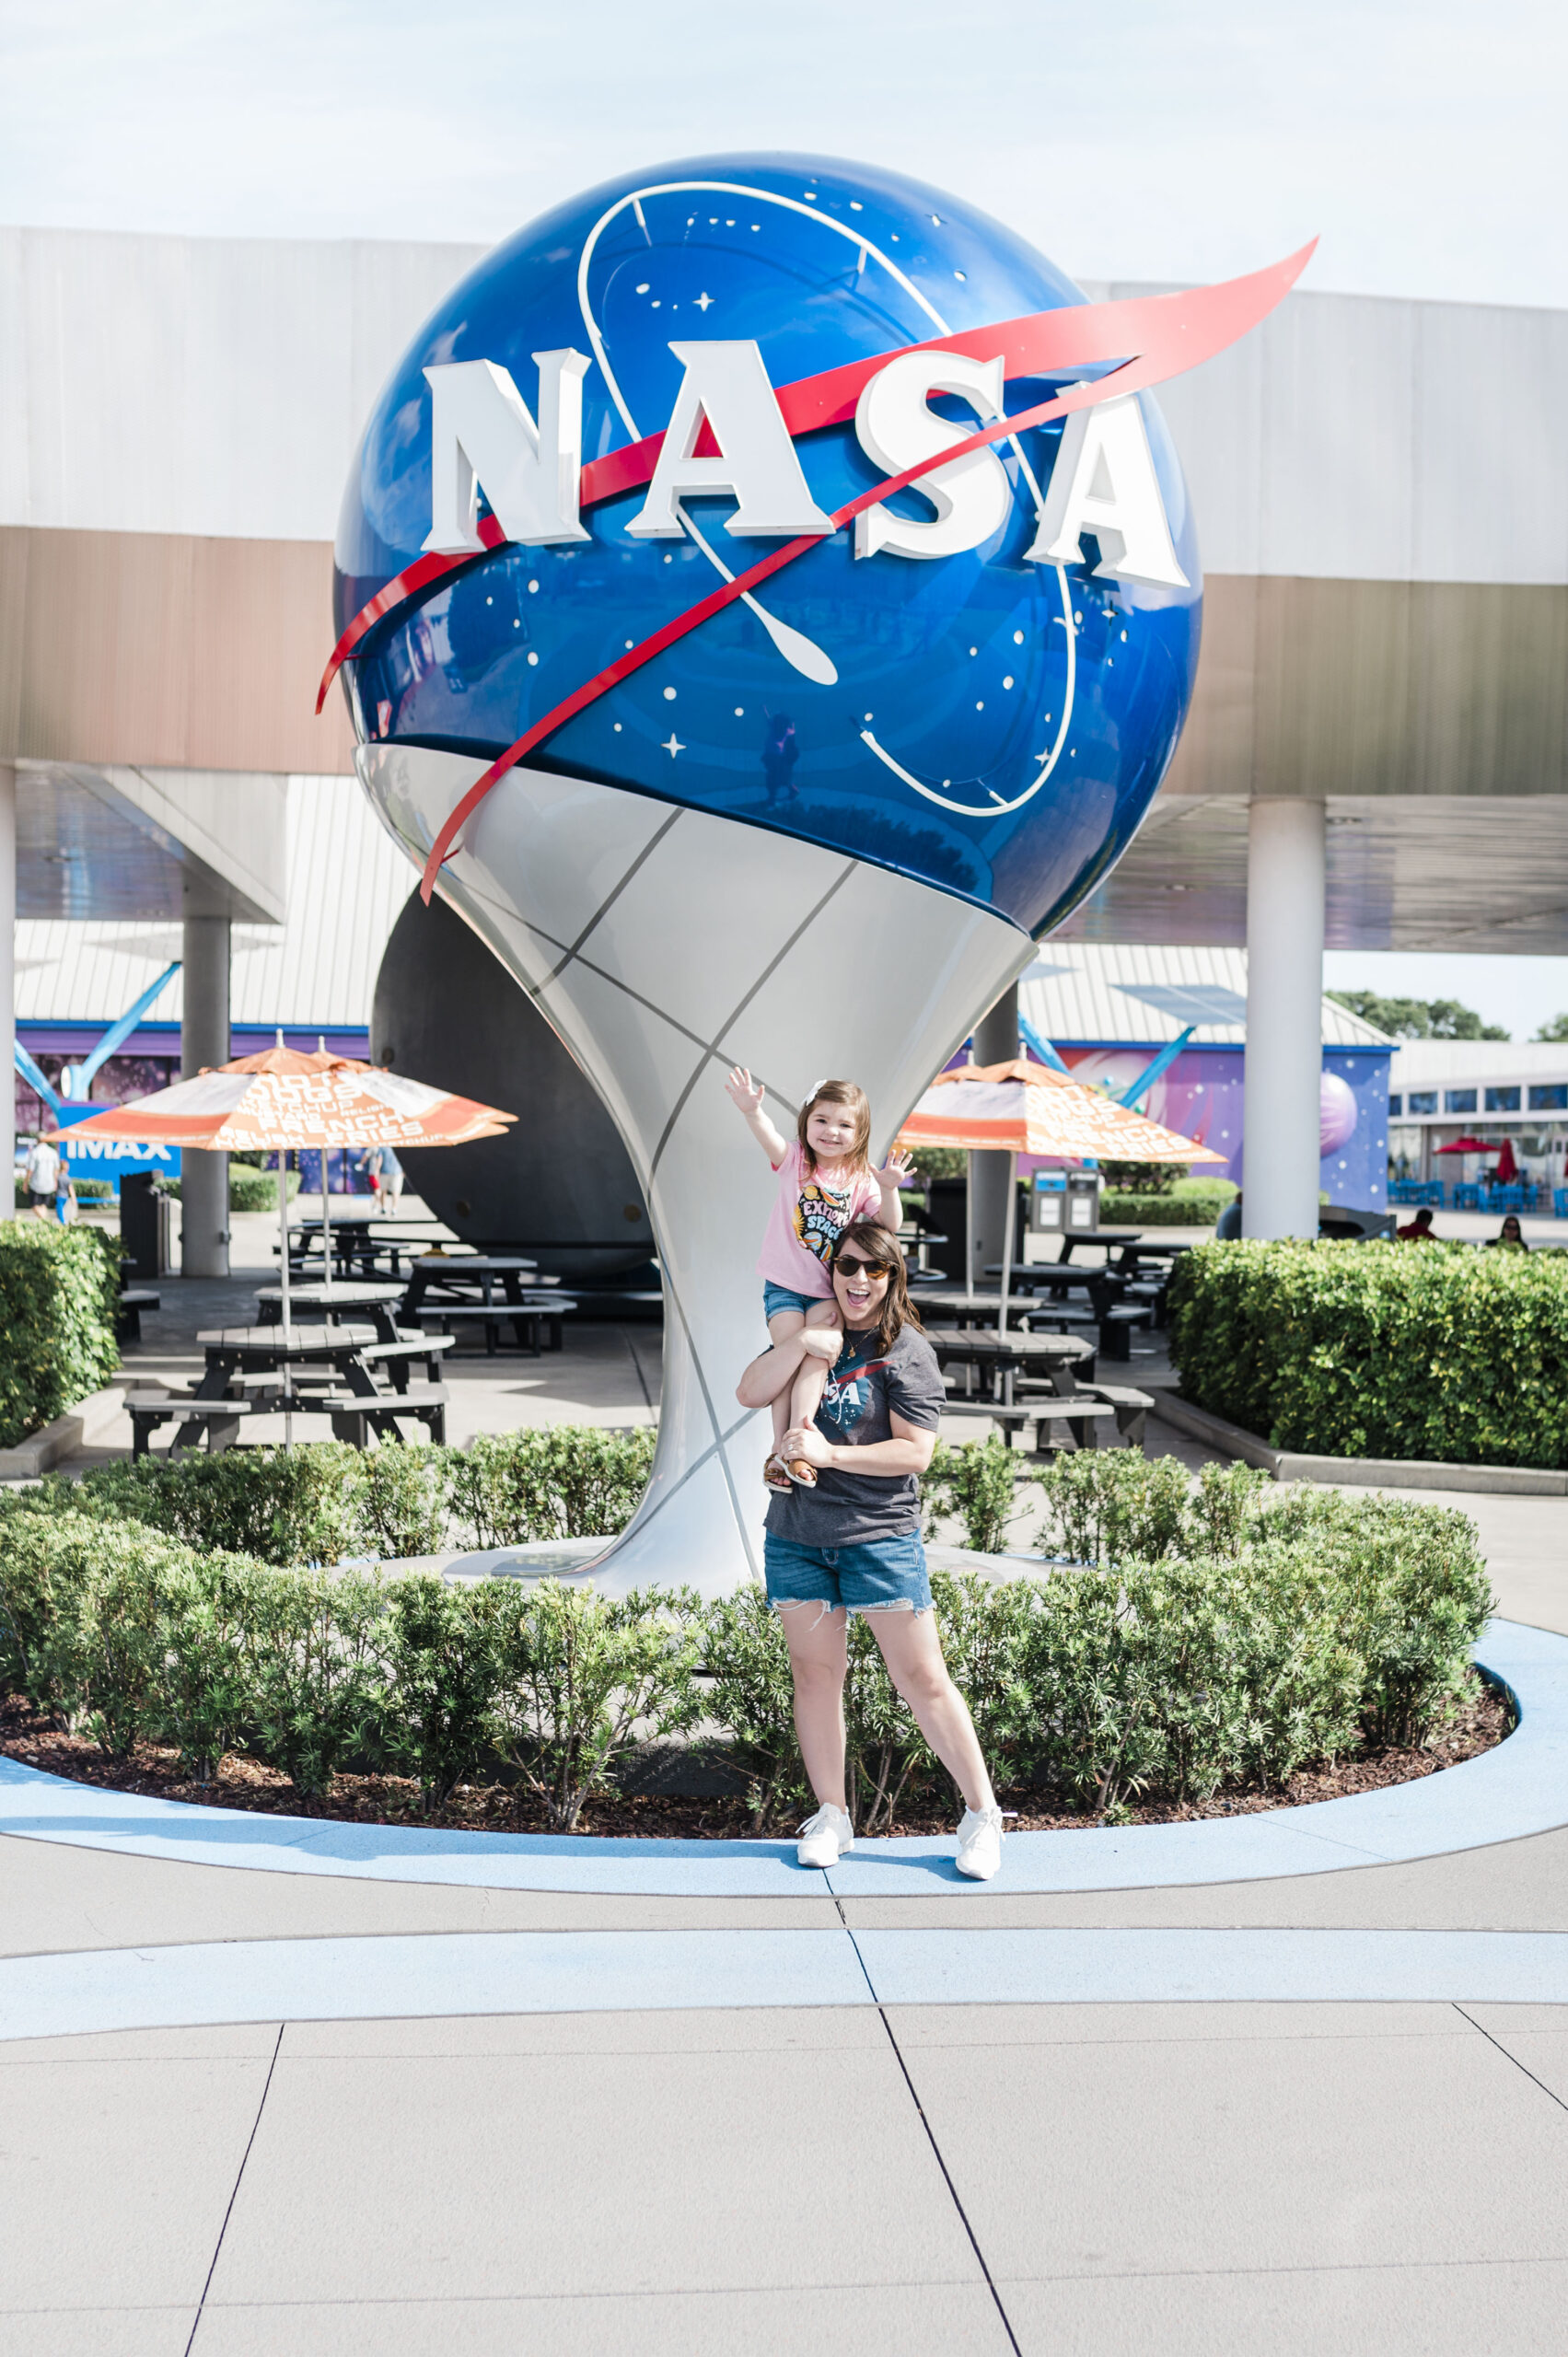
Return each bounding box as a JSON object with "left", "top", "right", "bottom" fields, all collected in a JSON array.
[{"left": 758, "top": 1142, "right": 882, "bottom": 1297}]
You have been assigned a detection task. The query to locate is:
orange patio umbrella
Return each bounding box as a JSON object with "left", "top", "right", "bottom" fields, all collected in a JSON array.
[
  {"left": 57, "top": 1042, "right": 513, "bottom": 1344},
  {"left": 898, "top": 1059, "right": 1224, "bottom": 1326}
]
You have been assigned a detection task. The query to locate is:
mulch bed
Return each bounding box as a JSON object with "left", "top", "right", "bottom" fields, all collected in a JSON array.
[{"left": 0, "top": 1673, "right": 1509, "bottom": 1840}]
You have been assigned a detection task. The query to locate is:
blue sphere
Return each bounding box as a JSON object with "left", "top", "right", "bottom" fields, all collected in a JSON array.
[{"left": 335, "top": 152, "right": 1202, "bottom": 938}]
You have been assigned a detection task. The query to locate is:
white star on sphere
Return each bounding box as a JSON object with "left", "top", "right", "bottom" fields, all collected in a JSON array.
[
  {"left": 662, "top": 734, "right": 685, "bottom": 758},
  {"left": 694, "top": 291, "right": 714, "bottom": 310}
]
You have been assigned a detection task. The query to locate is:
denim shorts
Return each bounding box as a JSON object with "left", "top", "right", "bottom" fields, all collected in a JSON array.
[
  {"left": 762, "top": 1280, "right": 825, "bottom": 1324},
  {"left": 763, "top": 1530, "right": 933, "bottom": 1617}
]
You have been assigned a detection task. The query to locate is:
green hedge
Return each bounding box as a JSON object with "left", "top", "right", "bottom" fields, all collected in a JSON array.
[
  {"left": 0, "top": 1221, "right": 121, "bottom": 1447},
  {"left": 40, "top": 1427, "right": 659, "bottom": 1566},
  {"left": 1100, "top": 1190, "right": 1230, "bottom": 1226},
  {"left": 0, "top": 1450, "right": 1493, "bottom": 1827},
  {"left": 161, "top": 1169, "right": 302, "bottom": 1211},
  {"left": 1168, "top": 1238, "right": 1568, "bottom": 1466}
]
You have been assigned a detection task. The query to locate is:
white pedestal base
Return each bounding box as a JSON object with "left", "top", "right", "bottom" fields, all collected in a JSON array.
[{"left": 359, "top": 746, "right": 1031, "bottom": 1594}]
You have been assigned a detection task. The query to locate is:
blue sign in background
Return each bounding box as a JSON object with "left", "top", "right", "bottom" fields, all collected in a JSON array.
[
  {"left": 53, "top": 1108, "right": 180, "bottom": 1189},
  {"left": 336, "top": 152, "right": 1202, "bottom": 942}
]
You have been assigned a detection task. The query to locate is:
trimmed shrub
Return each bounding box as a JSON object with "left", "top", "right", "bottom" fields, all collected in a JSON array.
[
  {"left": 0, "top": 1221, "right": 120, "bottom": 1446},
  {"left": 0, "top": 1450, "right": 1493, "bottom": 1823},
  {"left": 698, "top": 1582, "right": 808, "bottom": 1829},
  {"left": 486, "top": 1580, "right": 702, "bottom": 1830},
  {"left": 1167, "top": 1239, "right": 1568, "bottom": 1467},
  {"left": 1100, "top": 1190, "right": 1230, "bottom": 1226},
  {"left": 923, "top": 1434, "right": 1024, "bottom": 1554},
  {"left": 449, "top": 1427, "right": 657, "bottom": 1550},
  {"left": 52, "top": 1427, "right": 652, "bottom": 1568},
  {"left": 384, "top": 1573, "right": 508, "bottom": 1811},
  {"left": 240, "top": 1566, "right": 389, "bottom": 1798}
]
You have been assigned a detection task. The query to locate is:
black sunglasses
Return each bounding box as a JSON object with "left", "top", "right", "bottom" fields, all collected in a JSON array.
[{"left": 834, "top": 1253, "right": 891, "bottom": 1278}]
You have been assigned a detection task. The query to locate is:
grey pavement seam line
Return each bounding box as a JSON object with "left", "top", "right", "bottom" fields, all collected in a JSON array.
[
  {"left": 835, "top": 1897, "right": 1023, "bottom": 2357},
  {"left": 1453, "top": 2001, "right": 1568, "bottom": 2120},
  {"left": 182, "top": 2022, "right": 283, "bottom": 2357}
]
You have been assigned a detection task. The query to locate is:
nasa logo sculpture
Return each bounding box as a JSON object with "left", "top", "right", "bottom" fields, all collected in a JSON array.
[{"left": 330, "top": 154, "right": 1304, "bottom": 1586}]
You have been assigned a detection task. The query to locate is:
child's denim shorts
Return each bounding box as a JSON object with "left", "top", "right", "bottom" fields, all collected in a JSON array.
[
  {"left": 762, "top": 1280, "right": 826, "bottom": 1324},
  {"left": 763, "top": 1530, "right": 933, "bottom": 1616}
]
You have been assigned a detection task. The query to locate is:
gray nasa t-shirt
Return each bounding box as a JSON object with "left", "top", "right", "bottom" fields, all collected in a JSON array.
[{"left": 765, "top": 1322, "right": 946, "bottom": 1550}]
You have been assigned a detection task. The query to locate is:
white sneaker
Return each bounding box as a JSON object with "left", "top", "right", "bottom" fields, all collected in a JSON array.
[
  {"left": 955, "top": 1804, "right": 1005, "bottom": 1881},
  {"left": 796, "top": 1804, "right": 854, "bottom": 1868}
]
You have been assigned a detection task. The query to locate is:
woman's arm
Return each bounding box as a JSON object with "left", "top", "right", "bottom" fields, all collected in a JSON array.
[
  {"left": 725, "top": 1066, "right": 792, "bottom": 1166},
  {"left": 870, "top": 1146, "right": 915, "bottom": 1231},
  {"left": 780, "top": 1411, "right": 936, "bottom": 1478}
]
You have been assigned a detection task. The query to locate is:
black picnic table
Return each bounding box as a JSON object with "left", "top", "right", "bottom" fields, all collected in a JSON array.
[
  {"left": 401, "top": 1254, "right": 570, "bottom": 1353},
  {"left": 929, "top": 1328, "right": 1096, "bottom": 1404},
  {"left": 255, "top": 1280, "right": 408, "bottom": 1346},
  {"left": 126, "top": 1318, "right": 451, "bottom": 1455}
]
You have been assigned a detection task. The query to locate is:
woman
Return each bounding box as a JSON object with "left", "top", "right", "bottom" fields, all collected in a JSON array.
[
  {"left": 1488, "top": 1213, "right": 1528, "bottom": 1250},
  {"left": 735, "top": 1218, "right": 1005, "bottom": 1879}
]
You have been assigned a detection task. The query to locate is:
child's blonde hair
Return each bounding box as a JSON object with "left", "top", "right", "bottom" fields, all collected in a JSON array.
[{"left": 796, "top": 1079, "right": 873, "bottom": 1176}]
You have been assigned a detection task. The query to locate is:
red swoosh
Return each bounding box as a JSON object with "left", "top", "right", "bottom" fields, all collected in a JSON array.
[
  {"left": 319, "top": 241, "right": 1313, "bottom": 714},
  {"left": 412, "top": 237, "right": 1313, "bottom": 900}
]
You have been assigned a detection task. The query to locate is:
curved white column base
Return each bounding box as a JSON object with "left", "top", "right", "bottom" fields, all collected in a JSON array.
[{"left": 357, "top": 744, "right": 1032, "bottom": 1595}]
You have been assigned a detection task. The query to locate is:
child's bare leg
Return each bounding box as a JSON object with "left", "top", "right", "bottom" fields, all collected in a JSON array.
[
  {"left": 765, "top": 1311, "right": 807, "bottom": 1456},
  {"left": 786, "top": 1299, "right": 842, "bottom": 1463}
]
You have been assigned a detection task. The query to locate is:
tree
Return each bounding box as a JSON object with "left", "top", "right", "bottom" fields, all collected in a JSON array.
[
  {"left": 1327, "top": 991, "right": 1509, "bottom": 1042},
  {"left": 1535, "top": 1014, "right": 1568, "bottom": 1043}
]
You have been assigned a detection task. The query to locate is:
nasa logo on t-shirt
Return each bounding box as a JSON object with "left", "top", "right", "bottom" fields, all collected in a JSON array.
[{"left": 330, "top": 154, "right": 1306, "bottom": 935}]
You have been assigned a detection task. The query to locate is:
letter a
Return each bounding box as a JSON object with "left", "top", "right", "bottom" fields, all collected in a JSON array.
[
  {"left": 627, "top": 343, "right": 835, "bottom": 539},
  {"left": 424, "top": 352, "right": 591, "bottom": 553},
  {"left": 1028, "top": 395, "right": 1190, "bottom": 588}
]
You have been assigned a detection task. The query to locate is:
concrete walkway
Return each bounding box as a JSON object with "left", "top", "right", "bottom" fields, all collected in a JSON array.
[
  {"left": 4, "top": 1483, "right": 1568, "bottom": 2352},
  {"left": 10, "top": 1219, "right": 1568, "bottom": 2351}
]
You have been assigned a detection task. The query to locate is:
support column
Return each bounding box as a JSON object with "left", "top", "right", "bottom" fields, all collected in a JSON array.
[
  {"left": 0, "top": 767, "right": 13, "bottom": 1215},
  {"left": 180, "top": 910, "right": 230, "bottom": 1277},
  {"left": 1242, "top": 798, "right": 1325, "bottom": 1239},
  {"left": 968, "top": 981, "right": 1018, "bottom": 1285}
]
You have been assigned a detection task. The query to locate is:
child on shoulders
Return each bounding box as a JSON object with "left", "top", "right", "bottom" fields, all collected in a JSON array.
[{"left": 726, "top": 1068, "right": 911, "bottom": 1491}]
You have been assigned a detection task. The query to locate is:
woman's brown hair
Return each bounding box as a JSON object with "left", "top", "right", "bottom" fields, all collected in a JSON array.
[
  {"left": 832, "top": 1219, "right": 923, "bottom": 1357},
  {"left": 796, "top": 1078, "right": 872, "bottom": 1176}
]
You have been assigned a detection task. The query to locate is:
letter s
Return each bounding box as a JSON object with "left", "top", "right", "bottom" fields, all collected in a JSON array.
[{"left": 853, "top": 351, "right": 1012, "bottom": 563}]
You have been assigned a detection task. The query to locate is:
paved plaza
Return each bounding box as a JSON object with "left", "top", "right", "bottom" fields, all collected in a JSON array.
[{"left": 6, "top": 1220, "right": 1568, "bottom": 2352}]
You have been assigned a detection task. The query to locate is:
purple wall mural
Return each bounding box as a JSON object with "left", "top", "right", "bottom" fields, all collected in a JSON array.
[{"left": 1043, "top": 1043, "right": 1391, "bottom": 1209}]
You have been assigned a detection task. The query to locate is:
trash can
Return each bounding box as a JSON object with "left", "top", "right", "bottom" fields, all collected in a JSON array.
[
  {"left": 1028, "top": 1174, "right": 1067, "bottom": 1233},
  {"left": 120, "top": 1172, "right": 171, "bottom": 1279},
  {"left": 1065, "top": 1170, "right": 1100, "bottom": 1234}
]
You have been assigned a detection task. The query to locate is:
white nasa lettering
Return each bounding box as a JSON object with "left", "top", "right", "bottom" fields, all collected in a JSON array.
[
  {"left": 423, "top": 352, "right": 591, "bottom": 554},
  {"left": 627, "top": 343, "right": 835, "bottom": 540},
  {"left": 1028, "top": 395, "right": 1190, "bottom": 588},
  {"left": 852, "top": 351, "right": 1012, "bottom": 563}
]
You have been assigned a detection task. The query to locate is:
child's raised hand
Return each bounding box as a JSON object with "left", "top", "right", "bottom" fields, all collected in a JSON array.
[
  {"left": 873, "top": 1146, "right": 916, "bottom": 1190},
  {"left": 725, "top": 1065, "right": 765, "bottom": 1116}
]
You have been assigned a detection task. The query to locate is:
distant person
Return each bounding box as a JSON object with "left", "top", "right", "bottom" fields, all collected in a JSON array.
[
  {"left": 1214, "top": 1191, "right": 1242, "bottom": 1240},
  {"left": 24, "top": 1132, "right": 59, "bottom": 1217},
  {"left": 356, "top": 1144, "right": 405, "bottom": 1216},
  {"left": 1398, "top": 1207, "right": 1438, "bottom": 1242},
  {"left": 761, "top": 713, "right": 799, "bottom": 807},
  {"left": 54, "top": 1171, "right": 77, "bottom": 1225},
  {"left": 1487, "top": 1214, "right": 1528, "bottom": 1251}
]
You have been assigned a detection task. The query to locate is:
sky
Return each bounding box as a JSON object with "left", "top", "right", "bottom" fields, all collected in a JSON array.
[{"left": 4, "top": 1, "right": 1566, "bottom": 1036}]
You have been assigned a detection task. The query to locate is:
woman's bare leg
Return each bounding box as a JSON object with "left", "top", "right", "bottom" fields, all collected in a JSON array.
[
  {"left": 865, "top": 1608, "right": 995, "bottom": 1813},
  {"left": 777, "top": 1601, "right": 850, "bottom": 1811}
]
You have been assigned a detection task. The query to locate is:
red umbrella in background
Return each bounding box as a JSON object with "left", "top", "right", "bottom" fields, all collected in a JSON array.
[{"left": 1434, "top": 1137, "right": 1501, "bottom": 1155}]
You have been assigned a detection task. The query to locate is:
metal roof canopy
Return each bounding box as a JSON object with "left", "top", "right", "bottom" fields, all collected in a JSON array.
[
  {"left": 1056, "top": 795, "right": 1568, "bottom": 957},
  {"left": 1019, "top": 944, "right": 1392, "bottom": 1049},
  {"left": 17, "top": 762, "right": 287, "bottom": 923}
]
